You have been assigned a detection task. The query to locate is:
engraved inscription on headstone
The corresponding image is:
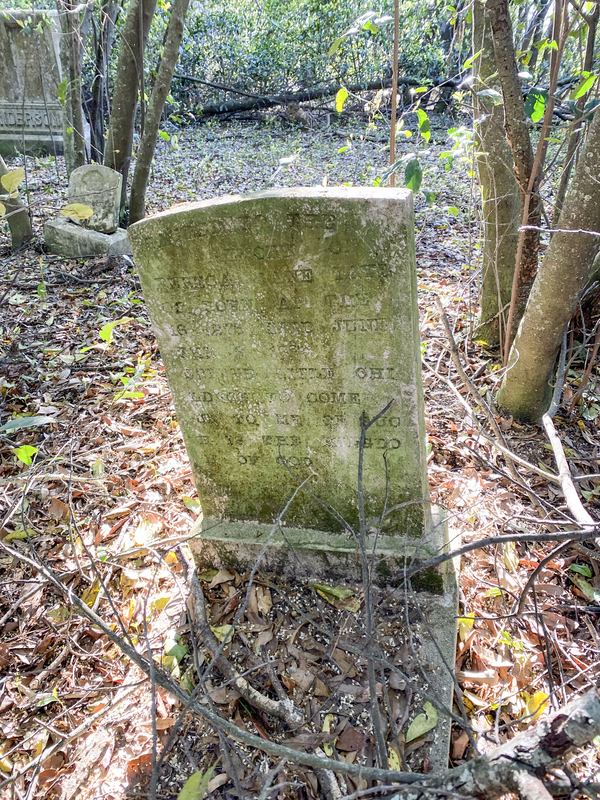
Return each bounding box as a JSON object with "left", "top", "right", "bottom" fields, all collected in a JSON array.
[
  {"left": 0, "top": 10, "right": 63, "bottom": 155},
  {"left": 130, "top": 188, "right": 430, "bottom": 539}
]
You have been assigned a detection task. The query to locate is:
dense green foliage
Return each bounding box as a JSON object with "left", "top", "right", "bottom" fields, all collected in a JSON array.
[{"left": 159, "top": 0, "right": 453, "bottom": 102}]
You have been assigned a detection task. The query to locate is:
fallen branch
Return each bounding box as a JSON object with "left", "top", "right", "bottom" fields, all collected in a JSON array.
[
  {"left": 541, "top": 413, "right": 598, "bottom": 540},
  {"left": 181, "top": 77, "right": 419, "bottom": 117}
]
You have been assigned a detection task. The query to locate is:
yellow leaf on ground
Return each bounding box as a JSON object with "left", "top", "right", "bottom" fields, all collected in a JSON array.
[
  {"left": 524, "top": 691, "right": 548, "bottom": 721},
  {"left": 60, "top": 202, "right": 94, "bottom": 220},
  {"left": 210, "top": 625, "right": 234, "bottom": 644}
]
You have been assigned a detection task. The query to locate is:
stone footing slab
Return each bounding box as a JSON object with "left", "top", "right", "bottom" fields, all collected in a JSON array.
[
  {"left": 44, "top": 216, "right": 132, "bottom": 257},
  {"left": 190, "top": 508, "right": 459, "bottom": 771}
]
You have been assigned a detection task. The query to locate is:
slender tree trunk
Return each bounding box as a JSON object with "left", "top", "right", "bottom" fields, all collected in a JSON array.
[
  {"left": 521, "top": 0, "right": 551, "bottom": 61},
  {"left": 0, "top": 157, "right": 32, "bottom": 250},
  {"left": 554, "top": 5, "right": 599, "bottom": 223},
  {"left": 473, "top": 0, "right": 521, "bottom": 350},
  {"left": 56, "top": 0, "right": 87, "bottom": 177},
  {"left": 496, "top": 96, "right": 600, "bottom": 421},
  {"left": 129, "top": 0, "right": 190, "bottom": 223},
  {"left": 104, "top": 0, "right": 158, "bottom": 207},
  {"left": 486, "top": 0, "right": 542, "bottom": 319},
  {"left": 89, "top": 0, "right": 120, "bottom": 163}
]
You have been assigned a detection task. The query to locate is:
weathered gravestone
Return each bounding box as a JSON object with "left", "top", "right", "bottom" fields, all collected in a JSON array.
[
  {"left": 131, "top": 187, "right": 459, "bottom": 771},
  {"left": 69, "top": 165, "right": 122, "bottom": 233},
  {"left": 130, "top": 187, "right": 452, "bottom": 585},
  {"left": 0, "top": 10, "right": 63, "bottom": 156},
  {"left": 44, "top": 165, "right": 131, "bottom": 256}
]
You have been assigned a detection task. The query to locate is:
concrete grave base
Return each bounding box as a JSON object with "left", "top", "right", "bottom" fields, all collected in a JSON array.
[
  {"left": 190, "top": 507, "right": 459, "bottom": 771},
  {"left": 44, "top": 216, "right": 132, "bottom": 257}
]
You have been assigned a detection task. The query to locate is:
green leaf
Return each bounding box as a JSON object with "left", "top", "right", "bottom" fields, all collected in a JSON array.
[
  {"left": 404, "top": 158, "right": 422, "bottom": 193},
  {"left": 417, "top": 108, "right": 431, "bottom": 142},
  {"left": 92, "top": 458, "right": 105, "bottom": 478},
  {"left": 464, "top": 49, "right": 483, "bottom": 69},
  {"left": 165, "top": 638, "right": 188, "bottom": 661},
  {"left": 0, "top": 202, "right": 5, "bottom": 216},
  {"left": 177, "top": 765, "right": 217, "bottom": 800},
  {"left": 0, "top": 415, "right": 56, "bottom": 432},
  {"left": 57, "top": 76, "right": 68, "bottom": 106},
  {"left": 423, "top": 189, "right": 436, "bottom": 204},
  {"left": 159, "top": 130, "right": 170, "bottom": 141},
  {"left": 524, "top": 89, "right": 548, "bottom": 123},
  {"left": 406, "top": 701, "right": 438, "bottom": 742},
  {"left": 570, "top": 574, "right": 600, "bottom": 603},
  {"left": 447, "top": 205, "right": 460, "bottom": 217},
  {"left": 1, "top": 168, "right": 24, "bottom": 195},
  {"left": 569, "top": 563, "right": 592, "bottom": 578},
  {"left": 60, "top": 203, "right": 94, "bottom": 221},
  {"left": 14, "top": 445, "right": 38, "bottom": 465},
  {"left": 182, "top": 496, "right": 202, "bottom": 516},
  {"left": 312, "top": 583, "right": 355, "bottom": 601},
  {"left": 99, "top": 317, "right": 133, "bottom": 344},
  {"left": 335, "top": 87, "right": 349, "bottom": 114},
  {"left": 476, "top": 88, "right": 503, "bottom": 105},
  {"left": 328, "top": 35, "right": 347, "bottom": 57}
]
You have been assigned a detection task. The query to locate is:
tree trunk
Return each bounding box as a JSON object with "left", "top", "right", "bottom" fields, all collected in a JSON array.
[
  {"left": 104, "top": 0, "right": 158, "bottom": 207},
  {"left": 88, "top": 0, "right": 120, "bottom": 163},
  {"left": 473, "top": 0, "right": 521, "bottom": 349},
  {"left": 129, "top": 0, "right": 190, "bottom": 224},
  {"left": 486, "top": 0, "right": 542, "bottom": 320},
  {"left": 521, "top": 0, "right": 551, "bottom": 63},
  {"left": 0, "top": 157, "right": 32, "bottom": 250},
  {"left": 496, "top": 94, "right": 600, "bottom": 421},
  {"left": 56, "top": 0, "right": 87, "bottom": 177},
  {"left": 554, "top": 5, "right": 599, "bottom": 223}
]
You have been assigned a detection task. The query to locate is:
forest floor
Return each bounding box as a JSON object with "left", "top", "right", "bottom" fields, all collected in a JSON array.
[{"left": 1, "top": 109, "right": 600, "bottom": 800}]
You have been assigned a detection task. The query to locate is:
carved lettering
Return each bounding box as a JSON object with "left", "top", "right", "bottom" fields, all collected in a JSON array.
[
  {"left": 355, "top": 366, "right": 396, "bottom": 380},
  {"left": 331, "top": 319, "right": 391, "bottom": 333},
  {"left": 307, "top": 392, "right": 360, "bottom": 404}
]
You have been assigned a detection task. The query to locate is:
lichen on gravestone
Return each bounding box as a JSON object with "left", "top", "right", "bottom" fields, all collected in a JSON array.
[{"left": 130, "top": 187, "right": 430, "bottom": 539}]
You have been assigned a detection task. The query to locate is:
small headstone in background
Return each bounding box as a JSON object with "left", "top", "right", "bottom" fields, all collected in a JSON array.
[
  {"left": 68, "top": 165, "right": 122, "bottom": 233},
  {"left": 44, "top": 165, "right": 130, "bottom": 257},
  {"left": 0, "top": 9, "right": 63, "bottom": 155}
]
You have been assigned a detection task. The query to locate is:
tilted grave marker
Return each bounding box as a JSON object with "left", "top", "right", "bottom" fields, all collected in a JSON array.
[
  {"left": 0, "top": 10, "right": 63, "bottom": 156},
  {"left": 132, "top": 189, "right": 459, "bottom": 770},
  {"left": 129, "top": 187, "right": 454, "bottom": 585}
]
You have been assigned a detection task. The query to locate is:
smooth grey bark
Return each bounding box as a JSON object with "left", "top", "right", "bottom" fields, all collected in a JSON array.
[
  {"left": 56, "top": 0, "right": 87, "bottom": 176},
  {"left": 473, "top": 0, "right": 521, "bottom": 348},
  {"left": 129, "top": 0, "right": 190, "bottom": 223},
  {"left": 0, "top": 157, "right": 32, "bottom": 250},
  {"left": 104, "top": 0, "right": 158, "bottom": 207},
  {"left": 554, "top": 5, "right": 599, "bottom": 223},
  {"left": 496, "top": 96, "right": 600, "bottom": 421}
]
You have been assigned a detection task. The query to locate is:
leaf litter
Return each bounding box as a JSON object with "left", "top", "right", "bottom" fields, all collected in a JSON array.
[{"left": 1, "top": 109, "right": 599, "bottom": 799}]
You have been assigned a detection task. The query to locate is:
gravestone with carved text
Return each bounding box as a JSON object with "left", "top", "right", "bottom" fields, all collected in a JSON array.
[
  {"left": 132, "top": 188, "right": 458, "bottom": 770},
  {"left": 0, "top": 9, "right": 63, "bottom": 156},
  {"left": 128, "top": 187, "right": 454, "bottom": 586}
]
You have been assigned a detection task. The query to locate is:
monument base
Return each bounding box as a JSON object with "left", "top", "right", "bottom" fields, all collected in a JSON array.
[
  {"left": 189, "top": 508, "right": 459, "bottom": 772},
  {"left": 44, "top": 217, "right": 132, "bottom": 257}
]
